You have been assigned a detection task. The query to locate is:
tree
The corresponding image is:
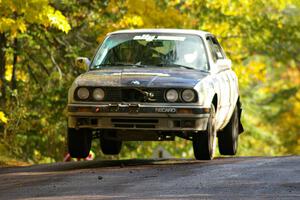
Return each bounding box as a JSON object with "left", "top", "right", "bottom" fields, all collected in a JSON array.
[
  {"left": 1, "top": 0, "right": 299, "bottom": 164},
  {"left": 175, "top": 0, "right": 300, "bottom": 155},
  {"left": 0, "top": 0, "right": 70, "bottom": 162},
  {"left": 0, "top": 0, "right": 70, "bottom": 104}
]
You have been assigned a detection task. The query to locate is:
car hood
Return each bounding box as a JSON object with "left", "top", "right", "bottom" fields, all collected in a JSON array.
[{"left": 75, "top": 67, "right": 209, "bottom": 88}]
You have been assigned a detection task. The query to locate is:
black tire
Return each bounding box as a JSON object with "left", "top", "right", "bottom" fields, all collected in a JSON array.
[
  {"left": 218, "top": 105, "right": 239, "bottom": 155},
  {"left": 68, "top": 128, "right": 92, "bottom": 158},
  {"left": 100, "top": 136, "right": 122, "bottom": 155},
  {"left": 193, "top": 104, "right": 217, "bottom": 160}
]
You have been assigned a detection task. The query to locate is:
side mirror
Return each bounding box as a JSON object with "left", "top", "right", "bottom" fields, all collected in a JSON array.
[
  {"left": 216, "top": 59, "right": 232, "bottom": 70},
  {"left": 75, "top": 57, "right": 90, "bottom": 71}
]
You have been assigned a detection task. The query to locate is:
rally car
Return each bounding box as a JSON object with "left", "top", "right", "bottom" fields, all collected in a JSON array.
[{"left": 67, "top": 29, "right": 243, "bottom": 160}]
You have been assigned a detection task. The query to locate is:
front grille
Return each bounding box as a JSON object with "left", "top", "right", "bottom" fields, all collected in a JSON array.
[
  {"left": 114, "top": 124, "right": 134, "bottom": 128},
  {"left": 75, "top": 87, "right": 197, "bottom": 103},
  {"left": 121, "top": 89, "right": 145, "bottom": 102},
  {"left": 111, "top": 119, "right": 158, "bottom": 123},
  {"left": 111, "top": 118, "right": 158, "bottom": 129},
  {"left": 103, "top": 87, "right": 165, "bottom": 103},
  {"left": 107, "top": 88, "right": 122, "bottom": 101}
]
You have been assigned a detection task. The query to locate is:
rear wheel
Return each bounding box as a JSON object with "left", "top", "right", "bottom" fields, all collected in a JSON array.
[
  {"left": 100, "top": 135, "right": 122, "bottom": 155},
  {"left": 218, "top": 105, "right": 239, "bottom": 155},
  {"left": 193, "top": 104, "right": 216, "bottom": 160},
  {"left": 68, "top": 128, "right": 92, "bottom": 158}
]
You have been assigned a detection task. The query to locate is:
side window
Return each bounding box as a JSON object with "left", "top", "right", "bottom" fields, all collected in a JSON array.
[
  {"left": 206, "top": 36, "right": 225, "bottom": 62},
  {"left": 212, "top": 37, "right": 225, "bottom": 59}
]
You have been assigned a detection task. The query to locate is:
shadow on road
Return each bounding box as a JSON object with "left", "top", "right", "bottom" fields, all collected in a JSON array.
[
  {"left": 0, "top": 156, "right": 299, "bottom": 200},
  {"left": 0, "top": 157, "right": 256, "bottom": 174}
]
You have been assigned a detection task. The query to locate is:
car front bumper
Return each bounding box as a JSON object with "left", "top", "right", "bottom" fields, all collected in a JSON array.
[{"left": 67, "top": 103, "right": 210, "bottom": 131}]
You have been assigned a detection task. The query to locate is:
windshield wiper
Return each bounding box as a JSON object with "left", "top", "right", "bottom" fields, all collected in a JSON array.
[
  {"left": 157, "top": 63, "right": 208, "bottom": 72},
  {"left": 157, "top": 63, "right": 194, "bottom": 69},
  {"left": 92, "top": 62, "right": 148, "bottom": 68}
]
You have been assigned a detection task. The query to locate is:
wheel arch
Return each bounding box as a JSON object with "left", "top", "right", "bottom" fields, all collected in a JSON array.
[
  {"left": 212, "top": 94, "right": 218, "bottom": 112},
  {"left": 237, "top": 96, "right": 244, "bottom": 134}
]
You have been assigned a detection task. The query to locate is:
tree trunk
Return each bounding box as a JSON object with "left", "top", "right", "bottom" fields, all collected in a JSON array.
[
  {"left": 11, "top": 38, "right": 18, "bottom": 90},
  {"left": 0, "top": 33, "right": 7, "bottom": 105}
]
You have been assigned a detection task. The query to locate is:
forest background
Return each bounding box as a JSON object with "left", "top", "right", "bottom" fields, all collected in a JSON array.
[{"left": 0, "top": 0, "right": 299, "bottom": 164}]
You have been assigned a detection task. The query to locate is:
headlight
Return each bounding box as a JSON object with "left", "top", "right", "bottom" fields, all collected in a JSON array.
[
  {"left": 93, "top": 88, "right": 105, "bottom": 101},
  {"left": 166, "top": 89, "right": 179, "bottom": 102},
  {"left": 182, "top": 89, "right": 196, "bottom": 102},
  {"left": 77, "top": 87, "right": 90, "bottom": 100}
]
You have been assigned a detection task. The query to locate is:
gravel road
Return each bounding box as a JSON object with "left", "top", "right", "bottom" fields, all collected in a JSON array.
[{"left": 0, "top": 156, "right": 299, "bottom": 199}]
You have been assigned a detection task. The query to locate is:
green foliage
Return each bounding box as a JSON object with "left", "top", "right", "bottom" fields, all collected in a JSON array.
[{"left": 0, "top": 0, "right": 299, "bottom": 164}]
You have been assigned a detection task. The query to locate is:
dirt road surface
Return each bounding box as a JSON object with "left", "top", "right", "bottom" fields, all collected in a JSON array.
[{"left": 0, "top": 156, "right": 299, "bottom": 199}]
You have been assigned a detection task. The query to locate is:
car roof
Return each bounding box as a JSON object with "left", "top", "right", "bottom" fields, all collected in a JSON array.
[{"left": 108, "top": 29, "right": 210, "bottom": 37}]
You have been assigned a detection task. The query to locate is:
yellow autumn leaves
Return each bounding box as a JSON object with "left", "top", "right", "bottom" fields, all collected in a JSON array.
[
  {"left": 119, "top": 15, "right": 144, "bottom": 28},
  {"left": 46, "top": 6, "right": 71, "bottom": 33},
  {"left": 4, "top": 64, "right": 28, "bottom": 82},
  {"left": 0, "top": 111, "right": 7, "bottom": 124},
  {"left": 0, "top": 0, "right": 71, "bottom": 35}
]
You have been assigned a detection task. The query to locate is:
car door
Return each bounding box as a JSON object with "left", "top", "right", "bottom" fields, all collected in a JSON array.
[
  {"left": 206, "top": 35, "right": 231, "bottom": 128},
  {"left": 226, "top": 69, "right": 239, "bottom": 110},
  {"left": 211, "top": 36, "right": 239, "bottom": 122}
]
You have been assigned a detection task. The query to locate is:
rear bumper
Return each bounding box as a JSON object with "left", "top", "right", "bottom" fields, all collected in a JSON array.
[{"left": 67, "top": 103, "right": 210, "bottom": 131}]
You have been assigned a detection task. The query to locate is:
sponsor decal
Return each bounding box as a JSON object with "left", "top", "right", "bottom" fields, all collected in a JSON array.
[
  {"left": 133, "top": 34, "right": 186, "bottom": 42},
  {"left": 133, "top": 34, "right": 156, "bottom": 41},
  {"left": 155, "top": 107, "right": 177, "bottom": 113}
]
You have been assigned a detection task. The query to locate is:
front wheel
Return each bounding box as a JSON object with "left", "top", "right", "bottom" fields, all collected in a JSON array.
[
  {"left": 193, "top": 105, "right": 217, "bottom": 160},
  {"left": 100, "top": 136, "right": 122, "bottom": 155},
  {"left": 218, "top": 105, "right": 239, "bottom": 155},
  {"left": 68, "top": 128, "right": 92, "bottom": 158}
]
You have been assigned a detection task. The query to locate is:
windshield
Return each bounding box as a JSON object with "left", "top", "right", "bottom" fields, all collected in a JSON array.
[{"left": 91, "top": 33, "right": 209, "bottom": 71}]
